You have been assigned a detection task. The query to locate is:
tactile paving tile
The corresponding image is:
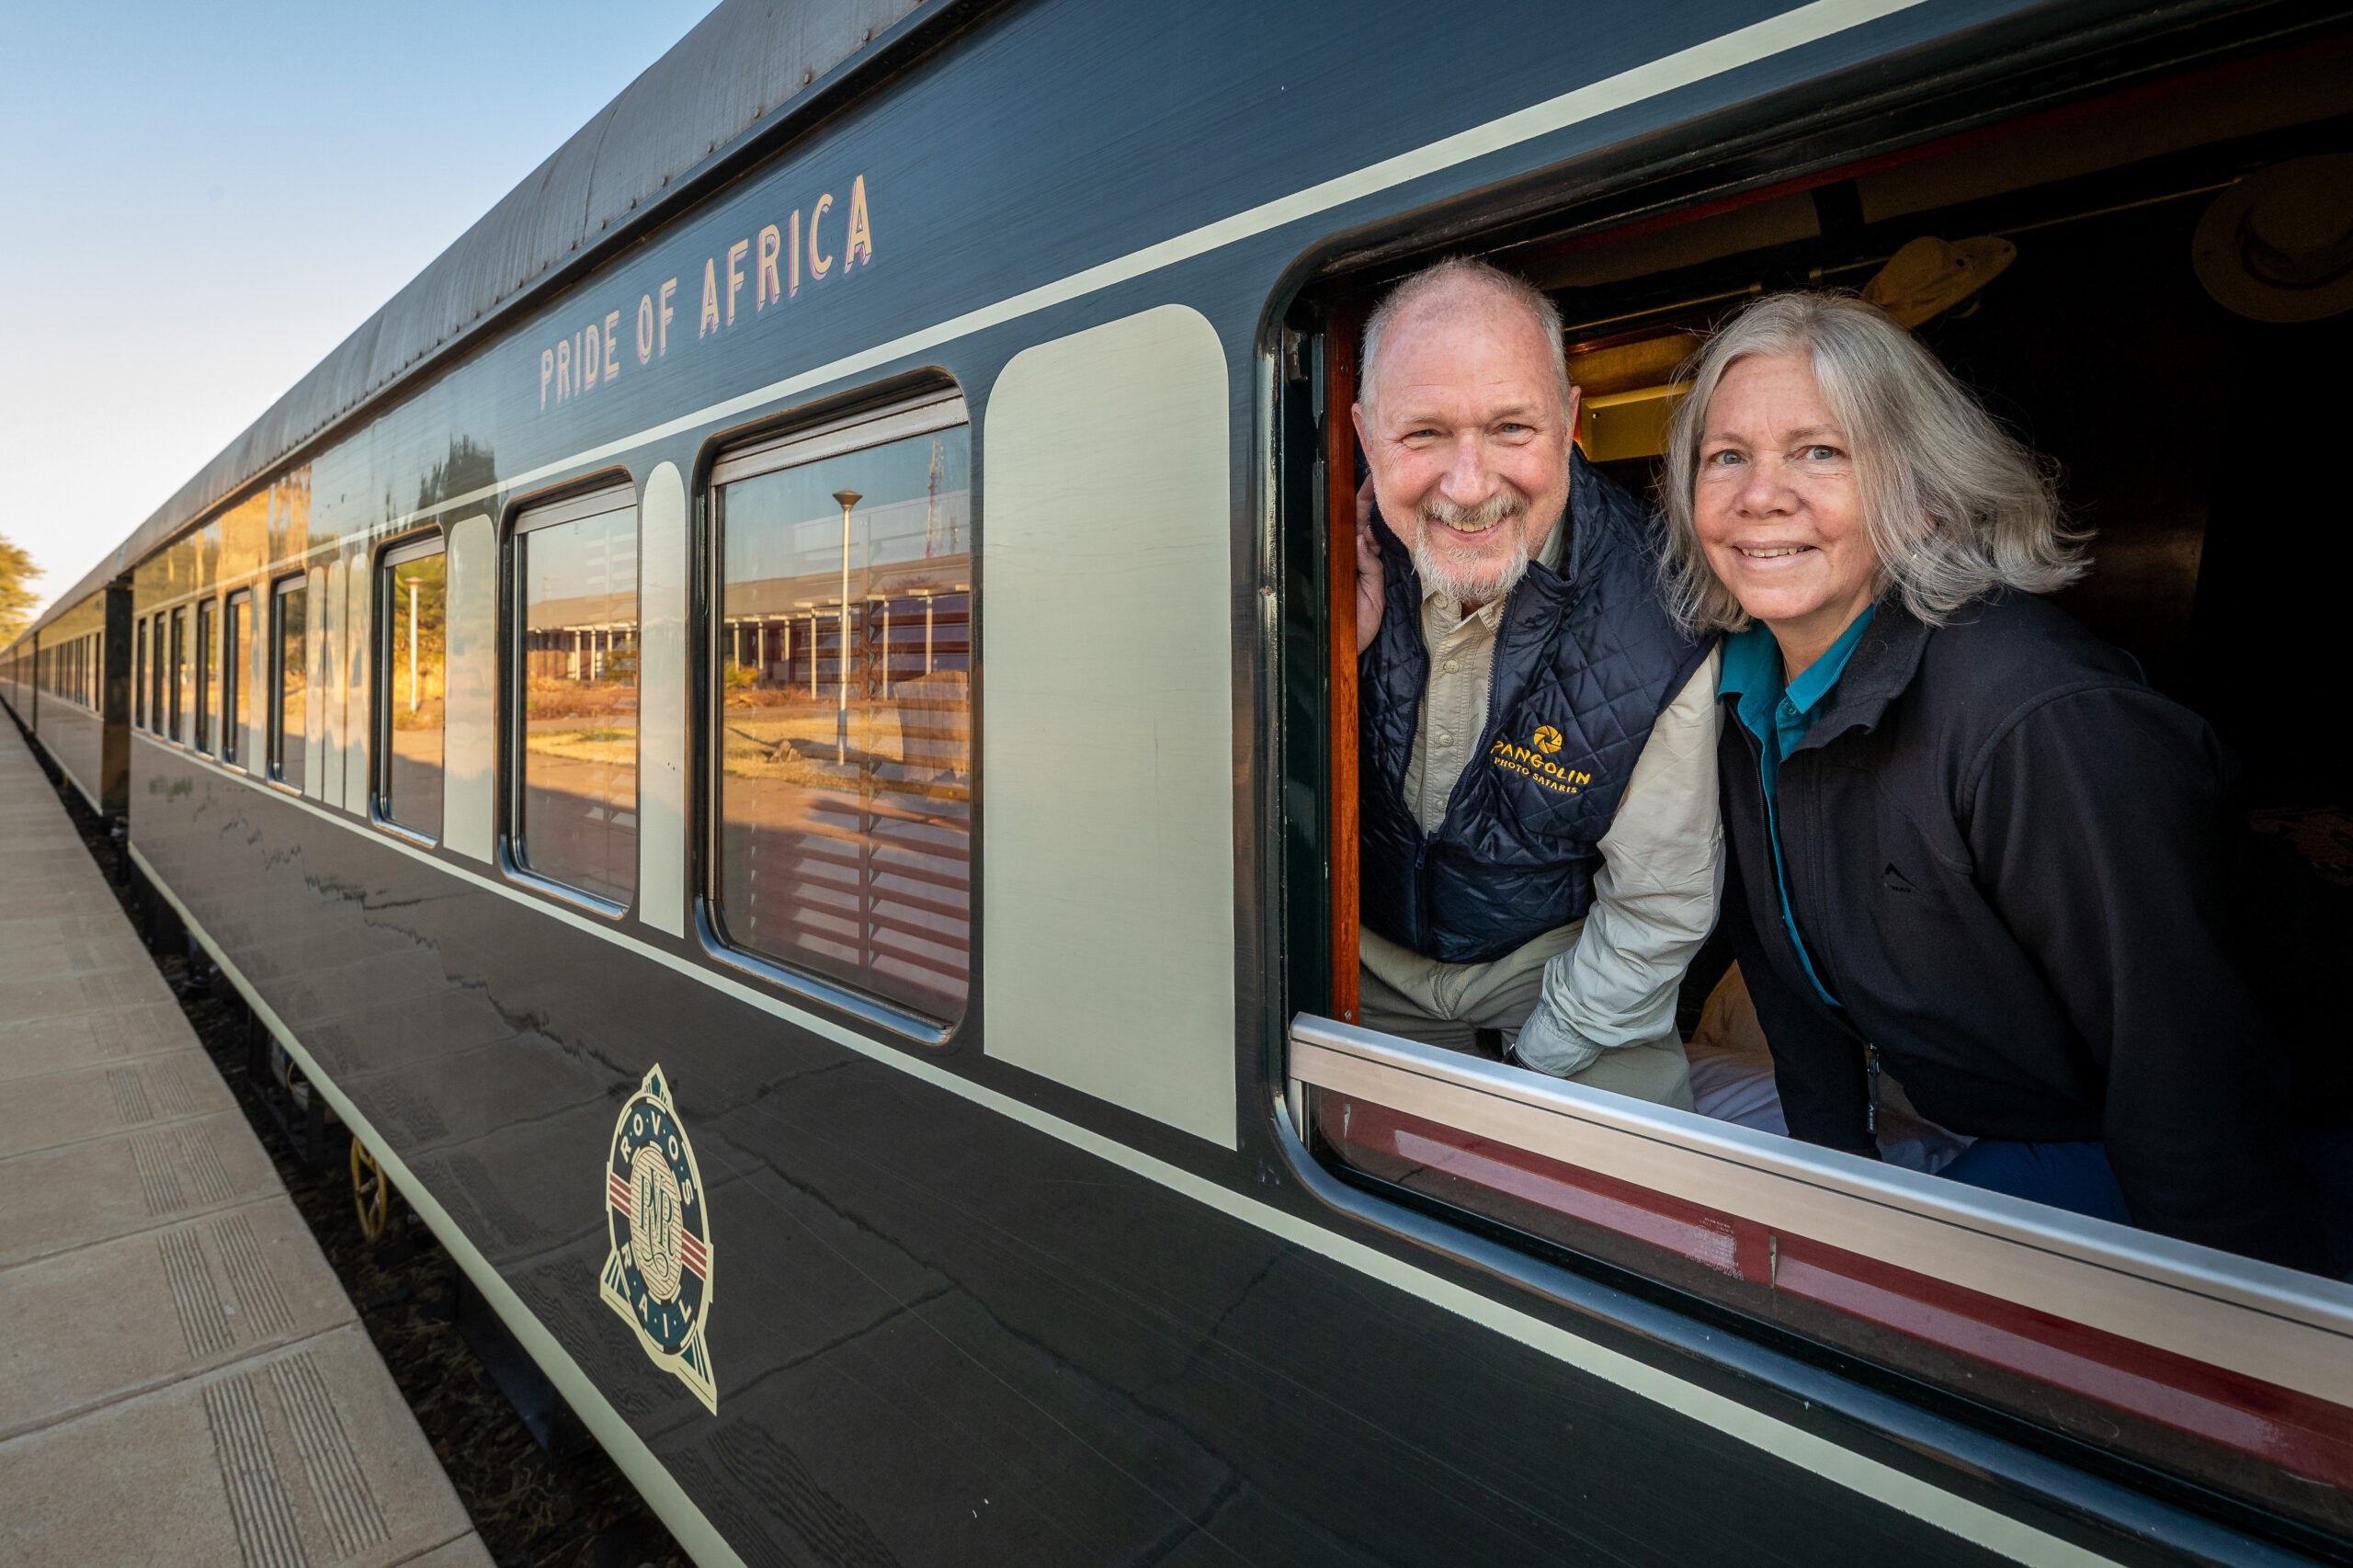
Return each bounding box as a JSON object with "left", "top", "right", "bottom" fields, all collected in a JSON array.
[
  {"left": 0, "top": 1326, "right": 481, "bottom": 1568},
  {"left": 0, "top": 1196, "right": 354, "bottom": 1438},
  {"left": 0, "top": 1109, "right": 283, "bottom": 1269},
  {"left": 0, "top": 1003, "right": 191, "bottom": 1074},
  {"left": 0, "top": 724, "right": 488, "bottom": 1564}
]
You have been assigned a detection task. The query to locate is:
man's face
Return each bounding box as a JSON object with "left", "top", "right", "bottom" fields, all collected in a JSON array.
[{"left": 1352, "top": 287, "right": 1578, "bottom": 604}]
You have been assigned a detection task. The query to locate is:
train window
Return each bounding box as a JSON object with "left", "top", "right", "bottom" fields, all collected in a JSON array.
[
  {"left": 133, "top": 619, "right": 146, "bottom": 729},
  {"left": 222, "top": 591, "right": 250, "bottom": 767},
  {"left": 378, "top": 535, "right": 447, "bottom": 838},
  {"left": 270, "top": 575, "right": 307, "bottom": 790},
  {"left": 513, "top": 485, "right": 638, "bottom": 907},
  {"left": 710, "top": 392, "right": 972, "bottom": 1022},
  {"left": 166, "top": 606, "right": 186, "bottom": 744},
  {"left": 148, "top": 615, "right": 165, "bottom": 733},
  {"left": 1287, "top": 40, "right": 2353, "bottom": 1536},
  {"left": 193, "top": 599, "right": 215, "bottom": 753}
]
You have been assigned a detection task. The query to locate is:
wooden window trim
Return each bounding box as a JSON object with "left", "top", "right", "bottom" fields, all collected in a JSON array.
[{"left": 1325, "top": 301, "right": 1362, "bottom": 1027}]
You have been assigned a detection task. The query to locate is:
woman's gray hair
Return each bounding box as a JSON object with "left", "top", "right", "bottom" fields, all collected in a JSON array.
[{"left": 1658, "top": 291, "right": 2085, "bottom": 633}]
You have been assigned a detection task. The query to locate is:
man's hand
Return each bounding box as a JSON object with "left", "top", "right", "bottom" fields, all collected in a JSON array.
[{"left": 1355, "top": 473, "right": 1384, "bottom": 654}]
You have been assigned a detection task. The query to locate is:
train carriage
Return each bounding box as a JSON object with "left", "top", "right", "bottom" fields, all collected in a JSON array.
[{"left": 9, "top": 0, "right": 2353, "bottom": 1562}]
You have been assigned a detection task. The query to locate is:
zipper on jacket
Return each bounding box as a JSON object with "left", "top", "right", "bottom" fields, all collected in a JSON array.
[
  {"left": 1414, "top": 842, "right": 1432, "bottom": 947},
  {"left": 1865, "top": 1042, "right": 1881, "bottom": 1139}
]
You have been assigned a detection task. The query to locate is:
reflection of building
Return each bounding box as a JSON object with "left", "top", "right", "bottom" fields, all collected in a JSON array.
[
  {"left": 525, "top": 589, "right": 639, "bottom": 683},
  {"left": 722, "top": 553, "right": 969, "bottom": 700}
]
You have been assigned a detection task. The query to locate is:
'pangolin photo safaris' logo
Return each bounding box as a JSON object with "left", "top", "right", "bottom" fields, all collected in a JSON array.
[
  {"left": 600, "top": 1064, "right": 717, "bottom": 1412},
  {"left": 1490, "top": 729, "right": 1593, "bottom": 795}
]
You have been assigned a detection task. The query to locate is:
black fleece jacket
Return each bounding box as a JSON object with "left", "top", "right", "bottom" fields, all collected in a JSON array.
[{"left": 1720, "top": 591, "right": 2326, "bottom": 1270}]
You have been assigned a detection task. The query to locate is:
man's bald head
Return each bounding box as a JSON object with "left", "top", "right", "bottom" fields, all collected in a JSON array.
[{"left": 1359, "top": 257, "right": 1572, "bottom": 423}]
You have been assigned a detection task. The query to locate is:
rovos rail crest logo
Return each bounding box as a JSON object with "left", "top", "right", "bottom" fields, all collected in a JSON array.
[{"left": 600, "top": 1065, "right": 717, "bottom": 1413}]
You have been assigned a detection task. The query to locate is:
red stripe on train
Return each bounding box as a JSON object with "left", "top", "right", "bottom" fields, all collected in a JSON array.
[{"left": 1324, "top": 1092, "right": 2353, "bottom": 1491}]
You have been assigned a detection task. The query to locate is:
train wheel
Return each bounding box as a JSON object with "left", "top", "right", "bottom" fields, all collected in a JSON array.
[{"left": 351, "top": 1137, "right": 391, "bottom": 1243}]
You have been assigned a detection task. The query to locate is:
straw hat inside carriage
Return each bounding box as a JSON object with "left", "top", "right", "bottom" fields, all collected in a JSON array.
[
  {"left": 2194, "top": 154, "right": 2353, "bottom": 324},
  {"left": 1861, "top": 234, "right": 2018, "bottom": 327}
]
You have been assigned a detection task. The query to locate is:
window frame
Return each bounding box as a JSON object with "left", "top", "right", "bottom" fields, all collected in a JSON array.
[
  {"left": 222, "top": 590, "right": 251, "bottom": 768},
  {"left": 1287, "top": 1016, "right": 2353, "bottom": 1480},
  {"left": 504, "top": 480, "right": 641, "bottom": 916},
  {"left": 193, "top": 598, "right": 215, "bottom": 753},
  {"left": 147, "top": 614, "right": 165, "bottom": 733},
  {"left": 698, "top": 385, "right": 974, "bottom": 1042},
  {"left": 267, "top": 574, "right": 306, "bottom": 790},
  {"left": 372, "top": 531, "right": 448, "bottom": 846},
  {"left": 165, "top": 606, "right": 187, "bottom": 744},
  {"left": 1267, "top": 53, "right": 2353, "bottom": 1532}
]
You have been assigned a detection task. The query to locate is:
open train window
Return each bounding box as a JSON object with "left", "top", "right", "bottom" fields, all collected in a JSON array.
[
  {"left": 376, "top": 535, "right": 447, "bottom": 840},
  {"left": 269, "top": 574, "right": 307, "bottom": 790},
  {"left": 707, "top": 391, "right": 972, "bottom": 1026},
  {"left": 222, "top": 590, "right": 250, "bottom": 768},
  {"left": 132, "top": 619, "right": 147, "bottom": 730},
  {"left": 1284, "top": 35, "right": 2353, "bottom": 1539},
  {"left": 510, "top": 483, "right": 638, "bottom": 910}
]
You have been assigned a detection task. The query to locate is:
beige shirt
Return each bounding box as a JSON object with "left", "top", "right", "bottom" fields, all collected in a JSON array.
[
  {"left": 1401, "top": 517, "right": 1567, "bottom": 834},
  {"left": 1384, "top": 516, "right": 1723, "bottom": 1078}
]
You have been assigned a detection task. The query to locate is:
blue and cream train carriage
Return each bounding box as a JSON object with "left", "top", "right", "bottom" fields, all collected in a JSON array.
[{"left": 8, "top": 0, "right": 2353, "bottom": 1561}]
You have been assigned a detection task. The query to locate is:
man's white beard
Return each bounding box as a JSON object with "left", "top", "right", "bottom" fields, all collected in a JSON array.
[{"left": 1409, "top": 491, "right": 1531, "bottom": 606}]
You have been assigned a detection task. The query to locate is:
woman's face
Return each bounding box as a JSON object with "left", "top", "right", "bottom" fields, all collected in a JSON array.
[{"left": 1694, "top": 352, "right": 1881, "bottom": 655}]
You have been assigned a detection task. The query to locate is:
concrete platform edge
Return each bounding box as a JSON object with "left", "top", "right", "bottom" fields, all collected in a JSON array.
[{"left": 126, "top": 841, "right": 746, "bottom": 1568}]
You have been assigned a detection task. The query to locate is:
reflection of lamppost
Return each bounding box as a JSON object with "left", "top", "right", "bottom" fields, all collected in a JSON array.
[
  {"left": 400, "top": 577, "right": 421, "bottom": 711},
  {"left": 831, "top": 488, "right": 861, "bottom": 763}
]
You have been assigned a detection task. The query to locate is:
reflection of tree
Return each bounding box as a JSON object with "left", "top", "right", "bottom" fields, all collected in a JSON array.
[
  {"left": 415, "top": 437, "right": 497, "bottom": 513},
  {"left": 389, "top": 556, "right": 448, "bottom": 732}
]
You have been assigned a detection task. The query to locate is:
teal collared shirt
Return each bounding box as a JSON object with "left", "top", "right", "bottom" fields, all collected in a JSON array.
[{"left": 1719, "top": 606, "right": 1878, "bottom": 1007}]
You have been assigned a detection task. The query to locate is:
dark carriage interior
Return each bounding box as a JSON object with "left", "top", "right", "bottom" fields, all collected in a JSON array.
[{"left": 1465, "top": 36, "right": 2353, "bottom": 1078}]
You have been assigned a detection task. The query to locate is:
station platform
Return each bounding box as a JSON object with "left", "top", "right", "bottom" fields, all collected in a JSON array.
[{"left": 0, "top": 721, "right": 489, "bottom": 1567}]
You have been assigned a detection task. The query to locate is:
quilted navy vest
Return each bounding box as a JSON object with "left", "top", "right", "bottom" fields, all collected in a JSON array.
[{"left": 1358, "top": 452, "right": 1710, "bottom": 966}]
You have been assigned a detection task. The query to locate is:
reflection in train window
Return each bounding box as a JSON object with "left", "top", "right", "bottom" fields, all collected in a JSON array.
[
  {"left": 711, "top": 395, "right": 972, "bottom": 1021},
  {"left": 378, "top": 537, "right": 447, "bottom": 838},
  {"left": 270, "top": 576, "right": 306, "bottom": 790},
  {"left": 167, "top": 606, "right": 187, "bottom": 744},
  {"left": 133, "top": 618, "right": 147, "bottom": 730},
  {"left": 194, "top": 598, "right": 215, "bottom": 753},
  {"left": 149, "top": 615, "right": 165, "bottom": 734},
  {"left": 223, "top": 592, "right": 250, "bottom": 768},
  {"left": 515, "top": 487, "right": 638, "bottom": 906}
]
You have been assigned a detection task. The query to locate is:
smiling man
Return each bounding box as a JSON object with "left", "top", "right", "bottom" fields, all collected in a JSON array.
[{"left": 1349, "top": 258, "right": 1720, "bottom": 1106}]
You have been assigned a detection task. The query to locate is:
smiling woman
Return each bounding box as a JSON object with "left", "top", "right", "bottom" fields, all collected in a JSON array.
[
  {"left": 1657, "top": 290, "right": 2353, "bottom": 1274},
  {"left": 1661, "top": 291, "right": 2084, "bottom": 654}
]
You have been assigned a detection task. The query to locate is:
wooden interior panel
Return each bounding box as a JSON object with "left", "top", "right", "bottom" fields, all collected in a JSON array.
[{"left": 1324, "top": 303, "right": 1362, "bottom": 1026}]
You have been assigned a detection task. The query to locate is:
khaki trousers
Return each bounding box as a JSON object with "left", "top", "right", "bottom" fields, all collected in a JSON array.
[{"left": 1358, "top": 926, "right": 1695, "bottom": 1111}]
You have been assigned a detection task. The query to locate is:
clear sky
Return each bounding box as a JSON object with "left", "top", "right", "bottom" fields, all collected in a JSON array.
[{"left": 0, "top": 0, "right": 721, "bottom": 619}]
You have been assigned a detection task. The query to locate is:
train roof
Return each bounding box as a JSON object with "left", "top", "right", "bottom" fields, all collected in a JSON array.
[{"left": 11, "top": 0, "right": 929, "bottom": 645}]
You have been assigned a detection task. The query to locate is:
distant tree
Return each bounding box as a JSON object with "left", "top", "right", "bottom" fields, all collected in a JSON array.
[{"left": 0, "top": 532, "right": 39, "bottom": 641}]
